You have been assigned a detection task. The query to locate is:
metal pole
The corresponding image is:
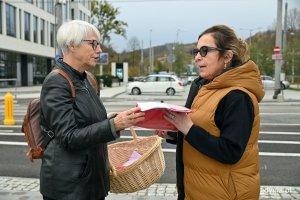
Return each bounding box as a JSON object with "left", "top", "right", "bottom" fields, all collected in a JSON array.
[
  {"left": 141, "top": 40, "right": 144, "bottom": 75},
  {"left": 292, "top": 48, "right": 295, "bottom": 83},
  {"left": 149, "top": 29, "right": 152, "bottom": 74},
  {"left": 273, "top": 0, "right": 283, "bottom": 100}
]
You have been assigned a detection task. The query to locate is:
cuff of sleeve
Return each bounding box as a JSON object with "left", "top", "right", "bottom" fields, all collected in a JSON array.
[{"left": 109, "top": 118, "right": 120, "bottom": 139}]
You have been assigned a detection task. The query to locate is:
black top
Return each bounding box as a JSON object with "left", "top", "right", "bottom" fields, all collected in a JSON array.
[{"left": 185, "top": 90, "right": 254, "bottom": 164}]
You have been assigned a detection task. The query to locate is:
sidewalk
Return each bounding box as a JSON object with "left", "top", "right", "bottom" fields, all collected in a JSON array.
[
  {"left": 0, "top": 176, "right": 300, "bottom": 200},
  {"left": 0, "top": 84, "right": 300, "bottom": 102},
  {"left": 0, "top": 83, "right": 126, "bottom": 101}
]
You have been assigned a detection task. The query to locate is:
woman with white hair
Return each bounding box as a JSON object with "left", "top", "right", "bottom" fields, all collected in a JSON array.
[{"left": 40, "top": 20, "right": 145, "bottom": 200}]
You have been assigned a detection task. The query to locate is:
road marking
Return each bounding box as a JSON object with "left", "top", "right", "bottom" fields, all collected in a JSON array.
[
  {"left": 0, "top": 125, "right": 22, "bottom": 128},
  {"left": 0, "top": 133, "right": 23, "bottom": 136},
  {"left": 260, "top": 131, "right": 300, "bottom": 135},
  {"left": 0, "top": 141, "right": 27, "bottom": 146},
  {"left": 1, "top": 141, "right": 300, "bottom": 157},
  {"left": 259, "top": 152, "right": 300, "bottom": 157},
  {"left": 258, "top": 140, "right": 300, "bottom": 145},
  {"left": 163, "top": 149, "right": 300, "bottom": 157},
  {"left": 261, "top": 123, "right": 300, "bottom": 126},
  {"left": 261, "top": 113, "right": 300, "bottom": 115}
]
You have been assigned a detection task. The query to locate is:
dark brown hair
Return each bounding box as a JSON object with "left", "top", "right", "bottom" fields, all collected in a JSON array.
[{"left": 198, "top": 25, "right": 249, "bottom": 67}]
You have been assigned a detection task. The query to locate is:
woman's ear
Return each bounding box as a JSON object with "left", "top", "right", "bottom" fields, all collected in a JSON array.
[
  {"left": 68, "top": 44, "right": 76, "bottom": 53},
  {"left": 225, "top": 50, "right": 233, "bottom": 63}
]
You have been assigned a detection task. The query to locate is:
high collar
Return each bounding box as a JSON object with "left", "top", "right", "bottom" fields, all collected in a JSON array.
[
  {"left": 204, "top": 60, "right": 265, "bottom": 102},
  {"left": 56, "top": 59, "right": 86, "bottom": 81}
]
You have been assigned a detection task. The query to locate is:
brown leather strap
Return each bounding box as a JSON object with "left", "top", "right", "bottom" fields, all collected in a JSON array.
[
  {"left": 86, "top": 71, "right": 99, "bottom": 95},
  {"left": 51, "top": 69, "right": 76, "bottom": 98}
]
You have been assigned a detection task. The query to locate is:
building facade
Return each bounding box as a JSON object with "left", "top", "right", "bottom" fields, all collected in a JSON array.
[{"left": 0, "top": 0, "right": 91, "bottom": 87}]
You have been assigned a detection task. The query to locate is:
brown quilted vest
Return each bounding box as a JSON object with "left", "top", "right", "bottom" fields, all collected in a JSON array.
[{"left": 182, "top": 61, "right": 264, "bottom": 200}]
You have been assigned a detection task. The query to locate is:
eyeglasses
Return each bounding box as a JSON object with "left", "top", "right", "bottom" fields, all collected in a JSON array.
[
  {"left": 192, "top": 46, "right": 228, "bottom": 57},
  {"left": 82, "top": 40, "right": 100, "bottom": 50}
]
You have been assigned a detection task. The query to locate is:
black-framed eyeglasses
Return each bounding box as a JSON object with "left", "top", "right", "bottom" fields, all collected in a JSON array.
[
  {"left": 82, "top": 40, "right": 100, "bottom": 50},
  {"left": 192, "top": 46, "right": 228, "bottom": 57}
]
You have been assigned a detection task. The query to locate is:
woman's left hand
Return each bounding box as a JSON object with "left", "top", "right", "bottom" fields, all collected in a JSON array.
[{"left": 163, "top": 110, "right": 193, "bottom": 135}]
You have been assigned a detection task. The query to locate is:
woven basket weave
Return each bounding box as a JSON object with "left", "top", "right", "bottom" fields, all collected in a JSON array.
[{"left": 108, "top": 127, "right": 165, "bottom": 193}]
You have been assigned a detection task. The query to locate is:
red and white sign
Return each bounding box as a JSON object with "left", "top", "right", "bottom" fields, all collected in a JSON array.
[{"left": 272, "top": 45, "right": 282, "bottom": 60}]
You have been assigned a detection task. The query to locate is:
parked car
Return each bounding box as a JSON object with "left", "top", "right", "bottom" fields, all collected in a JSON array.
[
  {"left": 126, "top": 74, "right": 184, "bottom": 95},
  {"left": 260, "top": 75, "right": 290, "bottom": 89}
]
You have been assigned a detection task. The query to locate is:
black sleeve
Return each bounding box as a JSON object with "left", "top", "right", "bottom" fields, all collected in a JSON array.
[
  {"left": 40, "top": 74, "right": 117, "bottom": 151},
  {"left": 185, "top": 90, "right": 254, "bottom": 164}
]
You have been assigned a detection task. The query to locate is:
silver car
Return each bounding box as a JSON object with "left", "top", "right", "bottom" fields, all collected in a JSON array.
[
  {"left": 261, "top": 75, "right": 290, "bottom": 90},
  {"left": 126, "top": 74, "right": 184, "bottom": 95}
]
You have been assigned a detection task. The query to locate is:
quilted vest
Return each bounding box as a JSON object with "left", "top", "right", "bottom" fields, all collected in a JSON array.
[{"left": 183, "top": 86, "right": 261, "bottom": 200}]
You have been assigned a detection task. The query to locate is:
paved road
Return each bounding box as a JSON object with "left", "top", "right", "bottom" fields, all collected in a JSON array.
[{"left": 0, "top": 86, "right": 300, "bottom": 199}]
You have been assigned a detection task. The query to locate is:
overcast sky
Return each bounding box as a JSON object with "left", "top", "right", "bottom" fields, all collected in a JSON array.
[{"left": 107, "top": 0, "right": 299, "bottom": 53}]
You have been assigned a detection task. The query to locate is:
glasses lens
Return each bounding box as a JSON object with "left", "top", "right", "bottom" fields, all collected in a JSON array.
[
  {"left": 199, "top": 46, "right": 209, "bottom": 57},
  {"left": 192, "top": 49, "right": 199, "bottom": 56},
  {"left": 91, "top": 40, "right": 97, "bottom": 50}
]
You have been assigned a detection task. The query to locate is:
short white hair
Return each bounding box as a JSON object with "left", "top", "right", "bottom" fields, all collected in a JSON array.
[{"left": 56, "top": 20, "right": 100, "bottom": 55}]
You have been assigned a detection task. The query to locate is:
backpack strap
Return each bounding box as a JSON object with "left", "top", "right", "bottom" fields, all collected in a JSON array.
[
  {"left": 51, "top": 69, "right": 76, "bottom": 98},
  {"left": 39, "top": 69, "right": 76, "bottom": 150},
  {"left": 86, "top": 71, "right": 99, "bottom": 95}
]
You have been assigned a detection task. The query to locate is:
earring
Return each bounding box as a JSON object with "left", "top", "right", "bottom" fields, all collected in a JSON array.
[{"left": 224, "top": 63, "right": 227, "bottom": 70}]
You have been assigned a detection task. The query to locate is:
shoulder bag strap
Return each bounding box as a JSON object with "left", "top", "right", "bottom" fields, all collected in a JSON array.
[
  {"left": 85, "top": 71, "right": 99, "bottom": 95},
  {"left": 51, "top": 68, "right": 76, "bottom": 98}
]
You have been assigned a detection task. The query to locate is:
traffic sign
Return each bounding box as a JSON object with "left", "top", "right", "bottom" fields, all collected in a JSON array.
[
  {"left": 273, "top": 45, "right": 280, "bottom": 54},
  {"left": 272, "top": 54, "right": 282, "bottom": 60}
]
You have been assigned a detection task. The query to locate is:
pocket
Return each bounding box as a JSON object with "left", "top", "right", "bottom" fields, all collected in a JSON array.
[{"left": 78, "top": 155, "right": 90, "bottom": 179}]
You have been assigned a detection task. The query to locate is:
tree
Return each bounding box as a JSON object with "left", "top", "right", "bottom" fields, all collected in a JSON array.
[
  {"left": 288, "top": 8, "right": 300, "bottom": 31},
  {"left": 91, "top": 0, "right": 128, "bottom": 45},
  {"left": 172, "top": 44, "right": 189, "bottom": 75},
  {"left": 127, "top": 36, "right": 141, "bottom": 72}
]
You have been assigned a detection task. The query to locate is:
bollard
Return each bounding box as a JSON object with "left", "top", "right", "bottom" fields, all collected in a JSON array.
[{"left": 4, "top": 92, "right": 15, "bottom": 125}]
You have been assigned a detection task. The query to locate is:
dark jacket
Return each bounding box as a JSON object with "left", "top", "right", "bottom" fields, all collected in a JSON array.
[{"left": 40, "top": 60, "right": 119, "bottom": 200}]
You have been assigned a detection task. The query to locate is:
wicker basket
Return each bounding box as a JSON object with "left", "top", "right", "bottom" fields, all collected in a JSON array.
[{"left": 108, "top": 127, "right": 165, "bottom": 193}]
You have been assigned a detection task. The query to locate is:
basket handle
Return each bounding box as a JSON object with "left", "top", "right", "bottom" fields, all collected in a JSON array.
[{"left": 130, "top": 127, "right": 138, "bottom": 139}]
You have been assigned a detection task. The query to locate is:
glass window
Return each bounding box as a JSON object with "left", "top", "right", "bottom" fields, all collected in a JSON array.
[
  {"left": 0, "top": 51, "right": 17, "bottom": 87},
  {"left": 158, "top": 77, "right": 170, "bottom": 82},
  {"left": 24, "top": 12, "right": 30, "bottom": 41},
  {"left": 25, "top": 0, "right": 33, "bottom": 3},
  {"left": 38, "top": 1, "right": 44, "bottom": 10},
  {"left": 50, "top": 23, "right": 54, "bottom": 47},
  {"left": 33, "top": 56, "right": 47, "bottom": 84},
  {"left": 47, "top": 1, "right": 54, "bottom": 14},
  {"left": 6, "top": 3, "right": 16, "bottom": 37},
  {"left": 33, "top": 16, "right": 38, "bottom": 43},
  {"left": 71, "top": 9, "right": 74, "bottom": 20},
  {"left": 145, "top": 76, "right": 156, "bottom": 82},
  {"left": 63, "top": 4, "right": 68, "bottom": 21},
  {"left": 40, "top": 19, "right": 45, "bottom": 45}
]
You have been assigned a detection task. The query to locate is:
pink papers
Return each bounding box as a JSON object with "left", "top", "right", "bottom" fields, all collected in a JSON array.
[{"left": 135, "top": 102, "right": 191, "bottom": 131}]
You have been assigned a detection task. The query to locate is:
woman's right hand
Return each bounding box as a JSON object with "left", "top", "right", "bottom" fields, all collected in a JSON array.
[
  {"left": 155, "top": 130, "right": 175, "bottom": 140},
  {"left": 113, "top": 107, "right": 145, "bottom": 131}
]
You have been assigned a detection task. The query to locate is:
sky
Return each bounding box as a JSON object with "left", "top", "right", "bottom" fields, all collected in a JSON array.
[{"left": 107, "top": 0, "right": 300, "bottom": 53}]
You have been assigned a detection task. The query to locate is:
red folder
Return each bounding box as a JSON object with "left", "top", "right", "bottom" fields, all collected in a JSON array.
[{"left": 135, "top": 102, "right": 191, "bottom": 131}]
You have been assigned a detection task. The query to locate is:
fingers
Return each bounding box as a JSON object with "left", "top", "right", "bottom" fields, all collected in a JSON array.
[
  {"left": 164, "top": 110, "right": 177, "bottom": 122},
  {"left": 113, "top": 107, "right": 145, "bottom": 131}
]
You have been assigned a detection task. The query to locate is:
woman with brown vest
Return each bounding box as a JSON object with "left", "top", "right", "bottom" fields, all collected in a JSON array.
[{"left": 156, "top": 25, "right": 265, "bottom": 200}]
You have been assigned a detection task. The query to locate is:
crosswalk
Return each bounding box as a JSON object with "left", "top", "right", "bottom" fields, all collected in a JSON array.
[{"left": 0, "top": 100, "right": 300, "bottom": 187}]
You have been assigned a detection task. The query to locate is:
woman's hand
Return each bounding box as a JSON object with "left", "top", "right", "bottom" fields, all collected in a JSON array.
[
  {"left": 154, "top": 130, "right": 175, "bottom": 140},
  {"left": 113, "top": 107, "right": 145, "bottom": 131},
  {"left": 163, "top": 110, "right": 193, "bottom": 135}
]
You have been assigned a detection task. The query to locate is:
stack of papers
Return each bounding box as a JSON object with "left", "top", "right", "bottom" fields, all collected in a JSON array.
[{"left": 135, "top": 102, "right": 191, "bottom": 131}]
